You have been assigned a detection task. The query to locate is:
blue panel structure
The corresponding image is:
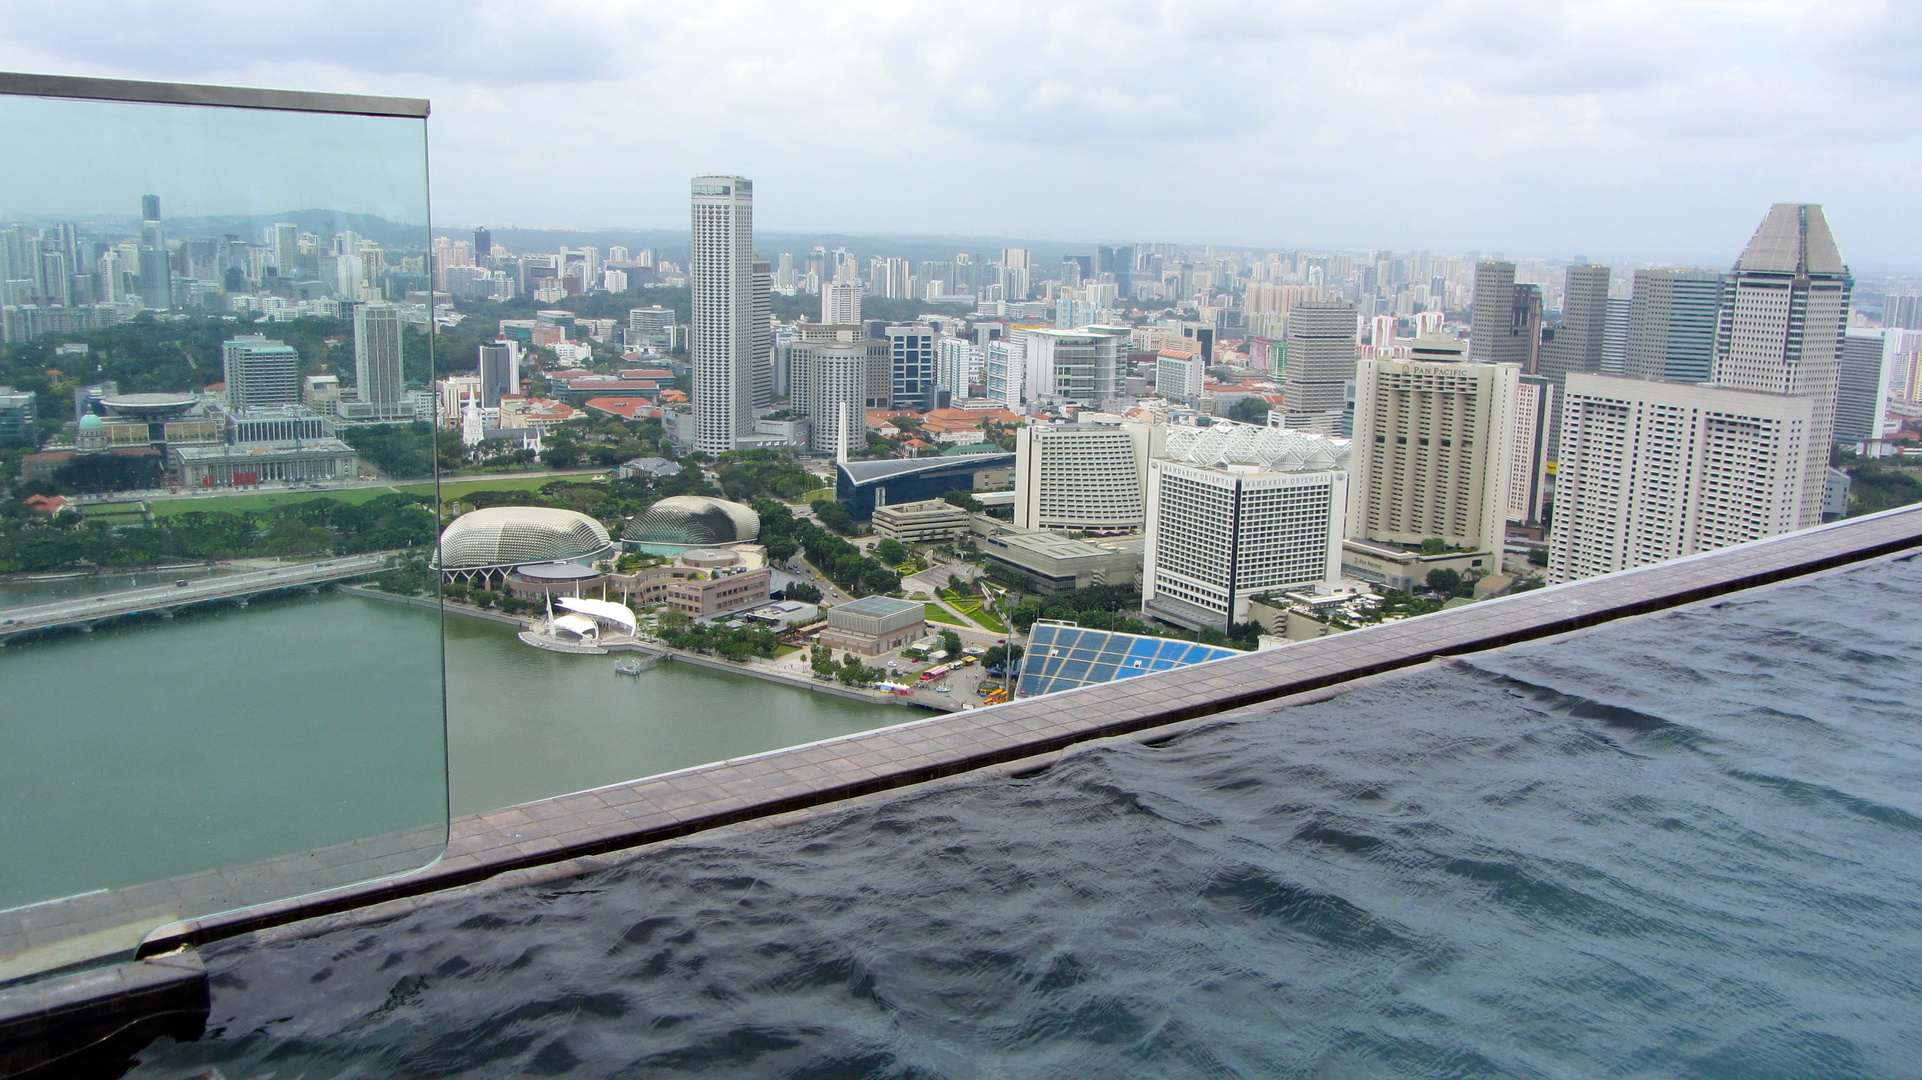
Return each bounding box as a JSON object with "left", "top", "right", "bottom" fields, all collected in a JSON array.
[{"left": 1017, "top": 622, "right": 1238, "bottom": 699}]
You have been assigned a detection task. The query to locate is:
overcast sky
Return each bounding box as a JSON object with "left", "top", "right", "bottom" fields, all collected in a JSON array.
[{"left": 1, "top": 0, "right": 1915, "bottom": 272}]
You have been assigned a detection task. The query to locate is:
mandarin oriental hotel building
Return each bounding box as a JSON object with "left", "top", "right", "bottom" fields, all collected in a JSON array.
[{"left": 1142, "top": 421, "right": 1350, "bottom": 633}]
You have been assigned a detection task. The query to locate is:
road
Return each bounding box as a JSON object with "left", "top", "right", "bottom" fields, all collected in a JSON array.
[{"left": 0, "top": 554, "right": 390, "bottom": 637}]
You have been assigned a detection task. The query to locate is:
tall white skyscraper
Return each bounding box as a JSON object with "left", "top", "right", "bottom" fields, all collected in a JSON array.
[
  {"left": 1548, "top": 374, "right": 1814, "bottom": 583},
  {"left": 352, "top": 302, "right": 404, "bottom": 408},
  {"left": 1347, "top": 334, "right": 1519, "bottom": 559},
  {"left": 1713, "top": 203, "right": 1852, "bottom": 529},
  {"left": 690, "top": 176, "right": 756, "bottom": 453}
]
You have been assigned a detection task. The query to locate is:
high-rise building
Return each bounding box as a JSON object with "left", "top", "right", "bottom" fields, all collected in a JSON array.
[
  {"left": 935, "top": 336, "right": 982, "bottom": 394},
  {"left": 1142, "top": 422, "right": 1350, "bottom": 632},
  {"left": 221, "top": 335, "right": 301, "bottom": 408},
  {"left": 1537, "top": 262, "right": 1611, "bottom": 389},
  {"left": 1014, "top": 422, "right": 1166, "bottom": 533},
  {"left": 1470, "top": 260, "right": 1539, "bottom": 370},
  {"left": 1600, "top": 297, "right": 1630, "bottom": 375},
  {"left": 627, "top": 306, "right": 676, "bottom": 350},
  {"left": 822, "top": 281, "right": 861, "bottom": 325},
  {"left": 138, "top": 194, "right": 172, "bottom": 310},
  {"left": 352, "top": 302, "right": 404, "bottom": 408},
  {"left": 1625, "top": 268, "right": 1725, "bottom": 383},
  {"left": 1508, "top": 375, "right": 1555, "bottom": 525},
  {"left": 791, "top": 341, "right": 872, "bottom": 457},
  {"left": 885, "top": 324, "right": 935, "bottom": 408},
  {"left": 1548, "top": 374, "right": 1814, "bottom": 583},
  {"left": 1156, "top": 351, "right": 1205, "bottom": 404},
  {"left": 1836, "top": 332, "right": 1894, "bottom": 446},
  {"left": 1000, "top": 248, "right": 1031, "bottom": 301},
  {"left": 984, "top": 337, "right": 1025, "bottom": 408},
  {"left": 1886, "top": 293, "right": 1922, "bottom": 331},
  {"left": 1018, "top": 326, "right": 1129, "bottom": 406},
  {"left": 473, "top": 227, "right": 492, "bottom": 261},
  {"left": 1713, "top": 203, "right": 1851, "bottom": 528},
  {"left": 752, "top": 258, "right": 773, "bottom": 408},
  {"left": 478, "top": 342, "right": 518, "bottom": 408},
  {"left": 1347, "top": 333, "right": 1519, "bottom": 559},
  {"left": 689, "top": 176, "right": 756, "bottom": 453},
  {"left": 1281, "top": 300, "right": 1358, "bottom": 431}
]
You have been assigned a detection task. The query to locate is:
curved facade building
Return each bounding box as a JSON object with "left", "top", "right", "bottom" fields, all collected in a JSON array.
[
  {"left": 623, "top": 496, "right": 760, "bottom": 551},
  {"left": 438, "top": 506, "right": 613, "bottom": 584}
]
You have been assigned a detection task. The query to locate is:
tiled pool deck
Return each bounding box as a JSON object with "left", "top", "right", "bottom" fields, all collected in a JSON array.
[{"left": 5, "top": 505, "right": 1922, "bottom": 1067}]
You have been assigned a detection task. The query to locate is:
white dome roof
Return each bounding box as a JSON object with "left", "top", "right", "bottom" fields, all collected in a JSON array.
[{"left": 438, "top": 506, "right": 612, "bottom": 569}]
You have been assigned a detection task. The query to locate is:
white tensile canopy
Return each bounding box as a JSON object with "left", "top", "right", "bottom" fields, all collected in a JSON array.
[
  {"left": 550, "top": 613, "right": 601, "bottom": 641},
  {"left": 556, "top": 597, "right": 638, "bottom": 636}
]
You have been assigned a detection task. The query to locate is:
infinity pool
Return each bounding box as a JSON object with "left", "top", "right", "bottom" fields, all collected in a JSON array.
[{"left": 129, "top": 555, "right": 1922, "bottom": 1078}]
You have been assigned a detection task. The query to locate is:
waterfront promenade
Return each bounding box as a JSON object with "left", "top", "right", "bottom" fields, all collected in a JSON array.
[{"left": 0, "top": 555, "right": 389, "bottom": 643}]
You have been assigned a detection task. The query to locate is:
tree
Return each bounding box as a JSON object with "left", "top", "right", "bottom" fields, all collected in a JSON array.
[
  {"left": 783, "top": 580, "right": 822, "bottom": 604},
  {"left": 939, "top": 629, "right": 963, "bottom": 658},
  {"left": 1420, "top": 537, "right": 1451, "bottom": 556},
  {"left": 1424, "top": 568, "right": 1462, "bottom": 595},
  {"left": 942, "top": 489, "right": 983, "bottom": 512},
  {"left": 874, "top": 538, "right": 908, "bottom": 565},
  {"left": 1229, "top": 396, "right": 1271, "bottom": 424},
  {"left": 810, "top": 643, "right": 835, "bottom": 678},
  {"left": 982, "top": 643, "right": 1024, "bottom": 674}
]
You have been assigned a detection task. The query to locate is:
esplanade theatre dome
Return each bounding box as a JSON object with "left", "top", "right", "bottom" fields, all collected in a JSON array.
[
  {"left": 623, "top": 496, "right": 760, "bottom": 549},
  {"left": 438, "top": 506, "right": 614, "bottom": 570}
]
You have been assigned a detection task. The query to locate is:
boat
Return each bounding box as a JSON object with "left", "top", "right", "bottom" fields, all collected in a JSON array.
[{"left": 615, "top": 657, "right": 657, "bottom": 676}]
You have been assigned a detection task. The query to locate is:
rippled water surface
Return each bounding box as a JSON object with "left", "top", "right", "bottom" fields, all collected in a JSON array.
[{"left": 132, "top": 557, "right": 1922, "bottom": 1079}]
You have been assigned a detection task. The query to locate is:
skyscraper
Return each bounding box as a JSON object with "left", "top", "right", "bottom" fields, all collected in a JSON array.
[
  {"left": 352, "top": 302, "right": 404, "bottom": 409},
  {"left": 1470, "top": 260, "right": 1541, "bottom": 371},
  {"left": 885, "top": 324, "right": 935, "bottom": 409},
  {"left": 222, "top": 335, "right": 301, "bottom": 408},
  {"left": 1601, "top": 297, "right": 1630, "bottom": 375},
  {"left": 1625, "top": 269, "right": 1724, "bottom": 383},
  {"left": 473, "top": 227, "right": 492, "bottom": 262},
  {"left": 478, "top": 342, "right": 518, "bottom": 408},
  {"left": 1143, "top": 423, "right": 1350, "bottom": 633},
  {"left": 1713, "top": 203, "right": 1851, "bottom": 528},
  {"left": 1281, "top": 300, "right": 1358, "bottom": 432},
  {"left": 1508, "top": 375, "right": 1555, "bottom": 525},
  {"left": 1835, "top": 332, "right": 1894, "bottom": 446},
  {"left": 1537, "top": 261, "right": 1611, "bottom": 389},
  {"left": 138, "top": 194, "right": 172, "bottom": 310},
  {"left": 1548, "top": 375, "right": 1814, "bottom": 582},
  {"left": 822, "top": 281, "right": 861, "bottom": 325},
  {"left": 1014, "top": 421, "right": 1165, "bottom": 533},
  {"left": 273, "top": 223, "right": 300, "bottom": 280},
  {"left": 752, "top": 258, "right": 773, "bottom": 408},
  {"left": 1347, "top": 333, "right": 1519, "bottom": 559},
  {"left": 689, "top": 176, "right": 756, "bottom": 453}
]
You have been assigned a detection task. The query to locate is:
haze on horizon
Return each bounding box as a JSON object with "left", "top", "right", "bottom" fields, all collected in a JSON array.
[{"left": 1, "top": 0, "right": 1916, "bottom": 273}]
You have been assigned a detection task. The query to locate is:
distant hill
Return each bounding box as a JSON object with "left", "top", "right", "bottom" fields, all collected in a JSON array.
[{"left": 437, "top": 226, "right": 1112, "bottom": 267}]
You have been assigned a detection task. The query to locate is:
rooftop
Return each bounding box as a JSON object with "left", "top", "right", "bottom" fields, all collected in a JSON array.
[{"left": 832, "top": 594, "right": 925, "bottom": 618}]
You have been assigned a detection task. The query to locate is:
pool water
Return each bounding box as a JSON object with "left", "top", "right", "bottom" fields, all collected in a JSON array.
[{"left": 129, "top": 556, "right": 1922, "bottom": 1078}]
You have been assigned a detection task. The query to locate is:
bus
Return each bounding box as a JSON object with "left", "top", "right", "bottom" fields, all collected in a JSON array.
[{"left": 920, "top": 664, "right": 951, "bottom": 681}]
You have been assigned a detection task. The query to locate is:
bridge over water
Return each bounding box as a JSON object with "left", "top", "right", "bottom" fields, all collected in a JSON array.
[{"left": 0, "top": 554, "right": 393, "bottom": 644}]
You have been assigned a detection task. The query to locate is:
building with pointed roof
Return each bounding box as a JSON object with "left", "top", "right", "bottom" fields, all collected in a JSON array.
[{"left": 1714, "top": 203, "right": 1852, "bottom": 528}]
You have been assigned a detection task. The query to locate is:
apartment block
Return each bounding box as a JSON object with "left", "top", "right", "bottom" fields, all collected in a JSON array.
[{"left": 1013, "top": 421, "right": 1166, "bottom": 533}]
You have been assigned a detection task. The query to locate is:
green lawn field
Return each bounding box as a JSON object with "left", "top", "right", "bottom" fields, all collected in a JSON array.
[
  {"left": 149, "top": 473, "right": 583, "bottom": 517},
  {"left": 923, "top": 603, "right": 966, "bottom": 626}
]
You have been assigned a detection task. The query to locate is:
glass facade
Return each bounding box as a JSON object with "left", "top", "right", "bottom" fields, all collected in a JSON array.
[{"left": 0, "top": 77, "right": 445, "bottom": 979}]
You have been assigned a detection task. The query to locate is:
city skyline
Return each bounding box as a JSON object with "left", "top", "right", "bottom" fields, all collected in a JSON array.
[{"left": 0, "top": 2, "right": 1917, "bottom": 272}]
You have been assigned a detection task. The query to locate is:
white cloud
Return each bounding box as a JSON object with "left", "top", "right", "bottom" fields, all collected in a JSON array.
[{"left": 1, "top": 0, "right": 1916, "bottom": 267}]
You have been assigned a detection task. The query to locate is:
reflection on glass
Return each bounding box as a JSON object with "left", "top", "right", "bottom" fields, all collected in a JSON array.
[{"left": 0, "top": 86, "right": 445, "bottom": 979}]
